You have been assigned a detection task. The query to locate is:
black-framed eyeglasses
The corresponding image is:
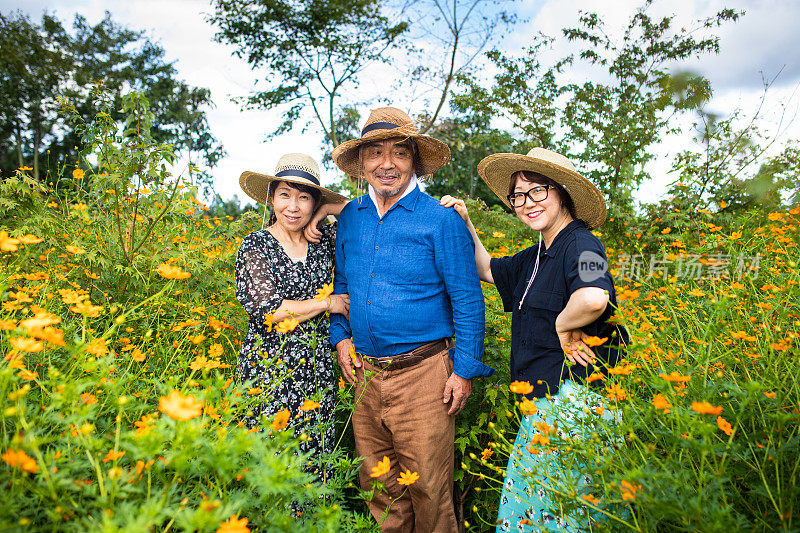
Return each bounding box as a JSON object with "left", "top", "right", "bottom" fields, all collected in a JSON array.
[{"left": 507, "top": 185, "right": 552, "bottom": 208}]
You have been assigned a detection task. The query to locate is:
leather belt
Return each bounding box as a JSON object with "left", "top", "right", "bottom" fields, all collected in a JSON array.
[{"left": 367, "top": 338, "right": 453, "bottom": 371}]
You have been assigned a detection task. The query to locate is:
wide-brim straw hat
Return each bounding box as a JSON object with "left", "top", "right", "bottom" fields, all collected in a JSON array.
[
  {"left": 240, "top": 153, "right": 348, "bottom": 206},
  {"left": 332, "top": 107, "right": 451, "bottom": 178},
  {"left": 478, "top": 147, "right": 607, "bottom": 229}
]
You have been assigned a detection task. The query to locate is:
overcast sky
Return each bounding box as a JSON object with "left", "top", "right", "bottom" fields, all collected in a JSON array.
[{"left": 2, "top": 0, "right": 799, "bottom": 205}]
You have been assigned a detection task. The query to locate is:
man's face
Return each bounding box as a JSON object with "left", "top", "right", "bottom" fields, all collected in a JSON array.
[{"left": 361, "top": 138, "right": 415, "bottom": 198}]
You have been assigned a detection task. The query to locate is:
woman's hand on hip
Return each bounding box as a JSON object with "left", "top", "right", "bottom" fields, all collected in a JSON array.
[{"left": 557, "top": 328, "right": 596, "bottom": 367}]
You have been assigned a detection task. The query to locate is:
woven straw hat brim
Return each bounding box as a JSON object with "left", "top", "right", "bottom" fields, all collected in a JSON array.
[
  {"left": 239, "top": 171, "right": 348, "bottom": 206},
  {"left": 332, "top": 127, "right": 451, "bottom": 178},
  {"left": 477, "top": 153, "right": 607, "bottom": 229}
]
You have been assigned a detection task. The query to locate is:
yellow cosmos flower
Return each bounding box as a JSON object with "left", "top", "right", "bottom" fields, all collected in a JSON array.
[
  {"left": 397, "top": 469, "right": 419, "bottom": 486},
  {"left": 156, "top": 263, "right": 191, "bottom": 280},
  {"left": 0, "top": 231, "right": 21, "bottom": 252},
  {"left": 66, "top": 245, "right": 86, "bottom": 255},
  {"left": 369, "top": 455, "right": 391, "bottom": 478},
  {"left": 158, "top": 390, "right": 204, "bottom": 421},
  {"left": 314, "top": 282, "right": 334, "bottom": 302},
  {"left": 274, "top": 317, "right": 300, "bottom": 334}
]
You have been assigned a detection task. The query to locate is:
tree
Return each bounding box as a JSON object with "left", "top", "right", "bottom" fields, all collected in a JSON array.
[
  {"left": 452, "top": 2, "right": 742, "bottom": 220},
  {"left": 0, "top": 10, "right": 224, "bottom": 193},
  {"left": 208, "top": 0, "right": 408, "bottom": 149},
  {"left": 398, "top": 0, "right": 518, "bottom": 134}
]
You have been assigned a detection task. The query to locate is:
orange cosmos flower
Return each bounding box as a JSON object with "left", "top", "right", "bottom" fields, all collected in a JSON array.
[
  {"left": 0, "top": 319, "right": 16, "bottom": 331},
  {"left": 519, "top": 398, "right": 538, "bottom": 416},
  {"left": 314, "top": 282, "right": 334, "bottom": 302},
  {"left": 84, "top": 339, "right": 108, "bottom": 356},
  {"left": 18, "top": 369, "right": 38, "bottom": 381},
  {"left": 72, "top": 168, "right": 85, "bottom": 180},
  {"left": 70, "top": 299, "right": 104, "bottom": 317},
  {"left": 80, "top": 393, "right": 98, "bottom": 405},
  {"left": 270, "top": 409, "right": 290, "bottom": 431},
  {"left": 620, "top": 480, "right": 641, "bottom": 501},
  {"left": 530, "top": 433, "right": 551, "bottom": 446},
  {"left": 263, "top": 313, "right": 273, "bottom": 332},
  {"left": 509, "top": 381, "right": 534, "bottom": 395},
  {"left": 158, "top": 390, "right": 204, "bottom": 421},
  {"left": 370, "top": 455, "right": 391, "bottom": 478},
  {"left": 397, "top": 469, "right": 419, "bottom": 486},
  {"left": 691, "top": 401, "right": 723, "bottom": 415},
  {"left": 651, "top": 394, "right": 671, "bottom": 414},
  {"left": 274, "top": 317, "right": 300, "bottom": 334},
  {"left": 208, "top": 343, "right": 224, "bottom": 358},
  {"left": 583, "top": 336, "right": 608, "bottom": 347},
  {"left": 1, "top": 448, "right": 39, "bottom": 473},
  {"left": 763, "top": 392, "right": 776, "bottom": 399},
  {"left": 300, "top": 400, "right": 321, "bottom": 412},
  {"left": 217, "top": 515, "right": 250, "bottom": 533},
  {"left": 716, "top": 416, "right": 733, "bottom": 436},
  {"left": 581, "top": 493, "right": 600, "bottom": 505},
  {"left": 131, "top": 348, "right": 146, "bottom": 362},
  {"left": 156, "top": 263, "right": 191, "bottom": 280},
  {"left": 586, "top": 372, "right": 605, "bottom": 383},
  {"left": 102, "top": 449, "right": 125, "bottom": 463},
  {"left": 659, "top": 372, "right": 690, "bottom": 383},
  {"left": 605, "top": 383, "right": 627, "bottom": 401},
  {"left": 481, "top": 448, "right": 494, "bottom": 461}
]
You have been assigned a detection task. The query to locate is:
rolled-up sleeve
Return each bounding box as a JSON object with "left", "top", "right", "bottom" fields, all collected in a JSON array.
[
  {"left": 329, "top": 214, "right": 352, "bottom": 348},
  {"left": 434, "top": 209, "right": 494, "bottom": 379}
]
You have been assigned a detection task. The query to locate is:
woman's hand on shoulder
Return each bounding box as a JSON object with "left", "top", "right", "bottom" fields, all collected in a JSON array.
[{"left": 439, "top": 195, "right": 470, "bottom": 223}]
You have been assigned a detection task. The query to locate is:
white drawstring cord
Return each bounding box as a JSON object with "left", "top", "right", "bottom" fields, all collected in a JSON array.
[{"left": 518, "top": 232, "right": 543, "bottom": 310}]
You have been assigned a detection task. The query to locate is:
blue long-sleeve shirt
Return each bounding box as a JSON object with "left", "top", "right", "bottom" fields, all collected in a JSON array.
[{"left": 329, "top": 185, "right": 494, "bottom": 379}]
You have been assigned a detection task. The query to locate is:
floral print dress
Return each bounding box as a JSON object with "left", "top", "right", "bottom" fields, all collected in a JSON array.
[{"left": 235, "top": 222, "right": 336, "bottom": 482}]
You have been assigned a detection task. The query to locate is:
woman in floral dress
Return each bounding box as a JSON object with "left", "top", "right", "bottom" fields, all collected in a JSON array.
[{"left": 236, "top": 153, "right": 348, "bottom": 482}]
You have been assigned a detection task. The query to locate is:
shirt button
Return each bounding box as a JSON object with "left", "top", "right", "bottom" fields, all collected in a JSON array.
[
  {"left": 521, "top": 340, "right": 526, "bottom": 346},
  {"left": 375, "top": 246, "right": 379, "bottom": 250},
  {"left": 517, "top": 370, "right": 524, "bottom": 377},
  {"left": 379, "top": 221, "right": 383, "bottom": 225},
  {"left": 371, "top": 273, "right": 375, "bottom": 277},
  {"left": 367, "top": 300, "right": 371, "bottom": 305}
]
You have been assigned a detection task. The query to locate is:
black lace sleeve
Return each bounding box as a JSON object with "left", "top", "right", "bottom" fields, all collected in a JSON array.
[{"left": 235, "top": 233, "right": 284, "bottom": 323}]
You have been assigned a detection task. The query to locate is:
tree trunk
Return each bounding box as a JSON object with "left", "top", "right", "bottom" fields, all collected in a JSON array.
[
  {"left": 33, "top": 126, "right": 41, "bottom": 180},
  {"left": 16, "top": 124, "right": 24, "bottom": 168}
]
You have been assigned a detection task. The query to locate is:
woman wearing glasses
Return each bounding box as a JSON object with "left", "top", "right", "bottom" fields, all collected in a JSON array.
[{"left": 441, "top": 147, "right": 627, "bottom": 531}]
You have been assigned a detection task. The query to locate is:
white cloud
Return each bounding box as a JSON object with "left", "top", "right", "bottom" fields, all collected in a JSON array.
[{"left": 2, "top": 0, "right": 798, "bottom": 206}]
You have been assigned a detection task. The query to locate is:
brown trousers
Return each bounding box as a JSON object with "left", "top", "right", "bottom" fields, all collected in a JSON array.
[{"left": 353, "top": 348, "right": 458, "bottom": 533}]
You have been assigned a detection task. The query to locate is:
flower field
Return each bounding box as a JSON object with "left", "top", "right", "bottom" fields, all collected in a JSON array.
[{"left": 1, "top": 94, "right": 799, "bottom": 531}]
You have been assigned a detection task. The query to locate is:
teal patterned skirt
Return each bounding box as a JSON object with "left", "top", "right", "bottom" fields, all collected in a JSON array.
[{"left": 496, "top": 380, "right": 616, "bottom": 532}]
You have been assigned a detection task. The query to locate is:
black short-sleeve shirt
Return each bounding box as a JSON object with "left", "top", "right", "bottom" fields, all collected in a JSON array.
[{"left": 490, "top": 220, "right": 628, "bottom": 398}]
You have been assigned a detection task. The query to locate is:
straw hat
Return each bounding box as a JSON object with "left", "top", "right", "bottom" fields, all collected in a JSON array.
[
  {"left": 240, "top": 153, "right": 348, "bottom": 206},
  {"left": 478, "top": 147, "right": 607, "bottom": 229},
  {"left": 332, "top": 107, "right": 451, "bottom": 178}
]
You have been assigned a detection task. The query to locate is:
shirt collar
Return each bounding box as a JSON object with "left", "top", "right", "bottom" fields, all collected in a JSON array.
[
  {"left": 541, "top": 219, "right": 586, "bottom": 255},
  {"left": 365, "top": 174, "right": 419, "bottom": 218}
]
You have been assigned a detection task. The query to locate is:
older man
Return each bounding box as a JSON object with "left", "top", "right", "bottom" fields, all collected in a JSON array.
[{"left": 328, "top": 107, "right": 494, "bottom": 532}]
